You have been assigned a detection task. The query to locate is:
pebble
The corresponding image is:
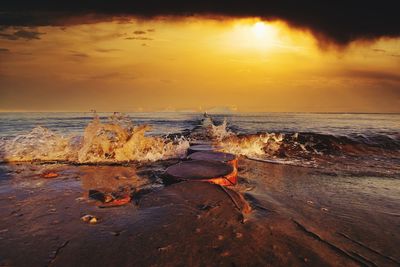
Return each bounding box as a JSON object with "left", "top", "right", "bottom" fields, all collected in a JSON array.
[
  {"left": 104, "top": 194, "right": 114, "bottom": 203},
  {"left": 158, "top": 245, "right": 172, "bottom": 252},
  {"left": 81, "top": 215, "right": 99, "bottom": 224},
  {"left": 220, "top": 251, "right": 230, "bottom": 257},
  {"left": 109, "top": 231, "right": 121, "bottom": 236},
  {"left": 42, "top": 172, "right": 59, "bottom": 179}
]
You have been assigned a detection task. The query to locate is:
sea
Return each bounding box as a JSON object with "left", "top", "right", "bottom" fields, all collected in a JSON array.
[{"left": 0, "top": 112, "right": 399, "bottom": 175}]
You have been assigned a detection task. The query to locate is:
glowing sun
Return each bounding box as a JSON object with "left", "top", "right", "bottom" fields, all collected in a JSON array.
[
  {"left": 252, "top": 22, "right": 268, "bottom": 38},
  {"left": 218, "top": 19, "right": 291, "bottom": 52}
]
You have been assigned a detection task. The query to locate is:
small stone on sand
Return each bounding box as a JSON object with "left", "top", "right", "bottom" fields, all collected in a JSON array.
[
  {"left": 42, "top": 172, "right": 59, "bottom": 179},
  {"left": 81, "top": 214, "right": 98, "bottom": 224}
]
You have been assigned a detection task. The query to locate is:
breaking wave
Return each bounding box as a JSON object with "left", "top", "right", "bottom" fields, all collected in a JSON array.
[
  {"left": 218, "top": 131, "right": 400, "bottom": 158},
  {"left": 206, "top": 117, "right": 400, "bottom": 173},
  {"left": 0, "top": 113, "right": 190, "bottom": 163},
  {"left": 1, "top": 112, "right": 399, "bottom": 175},
  {"left": 218, "top": 133, "right": 284, "bottom": 158}
]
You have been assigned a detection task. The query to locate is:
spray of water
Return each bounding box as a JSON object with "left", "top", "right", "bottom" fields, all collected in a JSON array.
[
  {"left": 0, "top": 114, "right": 190, "bottom": 163},
  {"left": 210, "top": 119, "right": 234, "bottom": 141},
  {"left": 218, "top": 133, "right": 284, "bottom": 157},
  {"left": 204, "top": 117, "right": 284, "bottom": 157}
]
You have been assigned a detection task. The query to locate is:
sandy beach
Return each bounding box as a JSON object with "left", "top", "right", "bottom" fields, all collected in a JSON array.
[{"left": 1, "top": 157, "right": 399, "bottom": 267}]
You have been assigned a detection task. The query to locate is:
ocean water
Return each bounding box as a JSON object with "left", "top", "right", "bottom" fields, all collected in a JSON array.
[
  {"left": 1, "top": 112, "right": 399, "bottom": 138},
  {"left": 0, "top": 112, "right": 199, "bottom": 138},
  {"left": 0, "top": 112, "right": 399, "bottom": 175}
]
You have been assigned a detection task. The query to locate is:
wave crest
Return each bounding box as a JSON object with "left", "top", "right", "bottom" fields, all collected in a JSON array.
[
  {"left": 218, "top": 133, "right": 284, "bottom": 157},
  {"left": 0, "top": 114, "right": 190, "bottom": 163}
]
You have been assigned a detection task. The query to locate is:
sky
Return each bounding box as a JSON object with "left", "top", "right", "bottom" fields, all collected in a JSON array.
[{"left": 0, "top": 1, "right": 399, "bottom": 113}]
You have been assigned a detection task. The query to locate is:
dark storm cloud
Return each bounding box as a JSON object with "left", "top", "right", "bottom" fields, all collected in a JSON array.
[{"left": 0, "top": 1, "right": 399, "bottom": 44}]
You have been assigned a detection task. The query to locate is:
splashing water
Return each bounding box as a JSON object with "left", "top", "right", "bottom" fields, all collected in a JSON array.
[
  {"left": 204, "top": 117, "right": 284, "bottom": 157},
  {"left": 0, "top": 126, "right": 78, "bottom": 162},
  {"left": 210, "top": 119, "right": 234, "bottom": 141},
  {"left": 206, "top": 118, "right": 285, "bottom": 158},
  {"left": 218, "top": 133, "right": 284, "bottom": 158},
  {"left": 0, "top": 114, "right": 190, "bottom": 163},
  {"left": 1, "top": 112, "right": 399, "bottom": 175}
]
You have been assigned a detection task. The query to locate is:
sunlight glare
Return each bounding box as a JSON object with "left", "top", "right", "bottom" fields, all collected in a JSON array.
[
  {"left": 223, "top": 20, "right": 280, "bottom": 52},
  {"left": 252, "top": 22, "right": 268, "bottom": 38}
]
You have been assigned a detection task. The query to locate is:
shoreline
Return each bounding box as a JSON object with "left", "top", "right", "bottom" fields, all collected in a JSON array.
[{"left": 1, "top": 159, "right": 399, "bottom": 266}]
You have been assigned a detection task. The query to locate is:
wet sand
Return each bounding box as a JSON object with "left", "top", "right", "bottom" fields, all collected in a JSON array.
[{"left": 0, "top": 159, "right": 399, "bottom": 267}]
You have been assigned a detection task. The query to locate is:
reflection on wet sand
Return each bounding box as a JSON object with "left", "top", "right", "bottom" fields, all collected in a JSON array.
[
  {"left": 0, "top": 158, "right": 399, "bottom": 266},
  {"left": 240, "top": 158, "right": 400, "bottom": 266},
  {"left": 79, "top": 165, "right": 144, "bottom": 192}
]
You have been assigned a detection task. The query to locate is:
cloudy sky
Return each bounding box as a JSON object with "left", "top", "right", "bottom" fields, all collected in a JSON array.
[{"left": 0, "top": 1, "right": 399, "bottom": 112}]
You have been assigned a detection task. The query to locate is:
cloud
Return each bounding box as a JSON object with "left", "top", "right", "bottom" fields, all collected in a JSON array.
[
  {"left": 88, "top": 72, "right": 136, "bottom": 80},
  {"left": 95, "top": 48, "right": 122, "bottom": 53},
  {"left": 72, "top": 53, "right": 89, "bottom": 58},
  {"left": 0, "top": 1, "right": 398, "bottom": 45},
  {"left": 133, "top": 30, "right": 147, "bottom": 35},
  {"left": 69, "top": 51, "right": 90, "bottom": 59},
  {"left": 372, "top": 48, "right": 387, "bottom": 53},
  {"left": 341, "top": 69, "right": 400, "bottom": 83},
  {"left": 125, "top": 36, "right": 153, "bottom": 41},
  {"left": 13, "top": 29, "right": 43, "bottom": 39},
  {"left": 126, "top": 29, "right": 155, "bottom": 41},
  {"left": 0, "top": 28, "right": 44, "bottom": 40},
  {"left": 0, "top": 32, "right": 18, "bottom": 40},
  {"left": 372, "top": 48, "right": 400, "bottom": 58},
  {"left": 0, "top": 47, "right": 10, "bottom": 53}
]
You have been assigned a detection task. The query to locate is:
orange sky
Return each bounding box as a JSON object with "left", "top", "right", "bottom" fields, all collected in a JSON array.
[{"left": 0, "top": 18, "right": 399, "bottom": 112}]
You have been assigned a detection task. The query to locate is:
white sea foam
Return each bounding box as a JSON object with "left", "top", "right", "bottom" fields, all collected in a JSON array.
[
  {"left": 217, "top": 132, "right": 284, "bottom": 157},
  {"left": 210, "top": 118, "right": 234, "bottom": 141},
  {"left": 207, "top": 118, "right": 284, "bottom": 158},
  {"left": 0, "top": 114, "right": 190, "bottom": 163}
]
